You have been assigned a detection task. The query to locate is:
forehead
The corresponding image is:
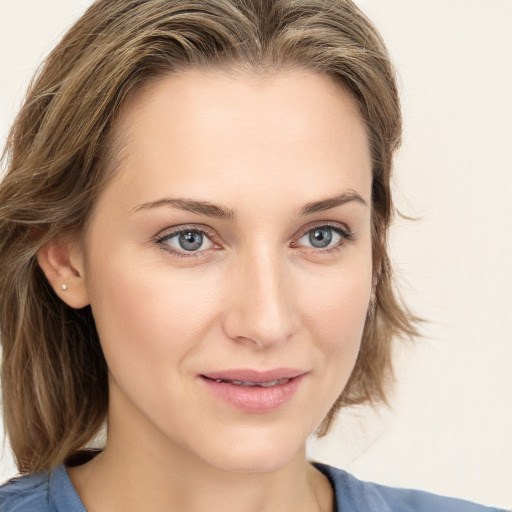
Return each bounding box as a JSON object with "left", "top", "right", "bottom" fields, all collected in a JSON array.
[{"left": 99, "top": 68, "right": 372, "bottom": 214}]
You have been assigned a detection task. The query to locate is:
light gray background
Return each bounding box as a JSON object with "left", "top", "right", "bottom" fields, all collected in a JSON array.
[{"left": 1, "top": 1, "right": 511, "bottom": 509}]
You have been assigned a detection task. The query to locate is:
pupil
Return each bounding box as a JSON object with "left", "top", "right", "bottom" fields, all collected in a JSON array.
[
  {"left": 179, "top": 231, "right": 203, "bottom": 251},
  {"left": 309, "top": 228, "right": 332, "bottom": 248}
]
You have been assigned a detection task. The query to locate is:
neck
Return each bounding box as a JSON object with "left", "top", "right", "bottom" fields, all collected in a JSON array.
[{"left": 68, "top": 444, "right": 332, "bottom": 512}]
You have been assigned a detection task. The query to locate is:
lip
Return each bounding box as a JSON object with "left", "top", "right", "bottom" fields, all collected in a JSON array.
[
  {"left": 201, "top": 368, "right": 306, "bottom": 383},
  {"left": 199, "top": 368, "right": 307, "bottom": 413}
]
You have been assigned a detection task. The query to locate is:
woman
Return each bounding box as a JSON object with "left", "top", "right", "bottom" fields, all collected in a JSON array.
[{"left": 0, "top": 0, "right": 506, "bottom": 511}]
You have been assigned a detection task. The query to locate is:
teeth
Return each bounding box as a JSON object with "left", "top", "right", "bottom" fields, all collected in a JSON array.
[
  {"left": 258, "top": 379, "right": 288, "bottom": 387},
  {"left": 218, "top": 378, "right": 290, "bottom": 387}
]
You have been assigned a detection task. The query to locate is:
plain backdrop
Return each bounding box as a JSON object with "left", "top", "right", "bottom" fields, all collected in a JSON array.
[{"left": 0, "top": 0, "right": 511, "bottom": 509}]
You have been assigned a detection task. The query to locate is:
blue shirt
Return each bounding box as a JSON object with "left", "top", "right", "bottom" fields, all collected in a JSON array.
[{"left": 0, "top": 462, "right": 507, "bottom": 511}]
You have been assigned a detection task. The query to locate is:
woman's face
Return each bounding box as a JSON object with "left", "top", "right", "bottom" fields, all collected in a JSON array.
[{"left": 79, "top": 68, "right": 373, "bottom": 472}]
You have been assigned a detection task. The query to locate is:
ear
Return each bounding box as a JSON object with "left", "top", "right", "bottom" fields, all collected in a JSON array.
[{"left": 37, "top": 237, "right": 90, "bottom": 309}]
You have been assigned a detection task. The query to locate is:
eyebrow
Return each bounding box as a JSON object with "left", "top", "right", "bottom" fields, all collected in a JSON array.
[
  {"left": 133, "top": 190, "right": 367, "bottom": 219},
  {"left": 298, "top": 190, "right": 367, "bottom": 216},
  {"left": 133, "top": 198, "right": 236, "bottom": 219}
]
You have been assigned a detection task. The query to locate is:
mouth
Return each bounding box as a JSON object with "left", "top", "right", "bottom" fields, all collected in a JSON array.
[
  {"left": 202, "top": 376, "right": 292, "bottom": 388},
  {"left": 199, "top": 368, "right": 307, "bottom": 413}
]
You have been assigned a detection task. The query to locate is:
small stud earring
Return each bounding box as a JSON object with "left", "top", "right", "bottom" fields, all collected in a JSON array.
[{"left": 61, "top": 284, "right": 68, "bottom": 291}]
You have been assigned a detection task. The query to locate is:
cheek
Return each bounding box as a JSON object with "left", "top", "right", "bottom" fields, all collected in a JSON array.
[
  {"left": 303, "top": 260, "right": 372, "bottom": 343},
  {"left": 86, "top": 247, "right": 220, "bottom": 380},
  {"left": 299, "top": 255, "right": 372, "bottom": 391}
]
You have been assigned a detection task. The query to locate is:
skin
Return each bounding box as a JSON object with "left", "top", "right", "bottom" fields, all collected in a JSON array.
[{"left": 39, "top": 68, "right": 373, "bottom": 512}]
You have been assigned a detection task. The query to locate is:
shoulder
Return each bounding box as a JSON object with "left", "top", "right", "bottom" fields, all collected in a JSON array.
[
  {"left": 0, "top": 471, "right": 52, "bottom": 511},
  {"left": 0, "top": 464, "right": 85, "bottom": 512},
  {"left": 313, "top": 463, "right": 508, "bottom": 512}
]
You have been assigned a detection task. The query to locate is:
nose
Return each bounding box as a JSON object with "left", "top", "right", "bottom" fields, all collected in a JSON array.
[{"left": 222, "top": 244, "right": 298, "bottom": 349}]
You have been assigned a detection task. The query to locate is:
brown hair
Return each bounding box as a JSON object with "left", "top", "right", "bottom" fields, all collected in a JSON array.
[{"left": 0, "top": 0, "right": 418, "bottom": 474}]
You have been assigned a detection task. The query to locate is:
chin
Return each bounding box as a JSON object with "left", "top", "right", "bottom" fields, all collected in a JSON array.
[
  {"left": 196, "top": 424, "right": 308, "bottom": 474},
  {"left": 211, "top": 451, "right": 296, "bottom": 474}
]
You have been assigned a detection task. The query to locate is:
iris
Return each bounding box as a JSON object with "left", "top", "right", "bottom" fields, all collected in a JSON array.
[
  {"left": 309, "top": 227, "right": 332, "bottom": 248},
  {"left": 179, "top": 231, "right": 204, "bottom": 251}
]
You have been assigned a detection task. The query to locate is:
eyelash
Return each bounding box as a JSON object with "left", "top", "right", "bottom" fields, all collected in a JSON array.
[
  {"left": 155, "top": 225, "right": 218, "bottom": 260},
  {"left": 154, "top": 222, "right": 354, "bottom": 259}
]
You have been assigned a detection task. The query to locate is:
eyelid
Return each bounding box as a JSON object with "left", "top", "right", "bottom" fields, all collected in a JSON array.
[
  {"left": 155, "top": 224, "right": 217, "bottom": 242},
  {"left": 290, "top": 222, "right": 354, "bottom": 255},
  {"left": 154, "top": 224, "right": 220, "bottom": 258},
  {"left": 153, "top": 221, "right": 354, "bottom": 259},
  {"left": 293, "top": 221, "right": 352, "bottom": 242}
]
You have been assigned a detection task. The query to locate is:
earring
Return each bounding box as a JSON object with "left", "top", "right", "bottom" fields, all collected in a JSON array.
[{"left": 61, "top": 284, "right": 68, "bottom": 291}]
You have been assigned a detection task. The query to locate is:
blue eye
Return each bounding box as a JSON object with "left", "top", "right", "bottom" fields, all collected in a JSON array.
[
  {"left": 296, "top": 225, "right": 351, "bottom": 250},
  {"left": 159, "top": 229, "right": 214, "bottom": 254},
  {"left": 156, "top": 223, "right": 352, "bottom": 259},
  {"left": 308, "top": 227, "right": 335, "bottom": 248}
]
